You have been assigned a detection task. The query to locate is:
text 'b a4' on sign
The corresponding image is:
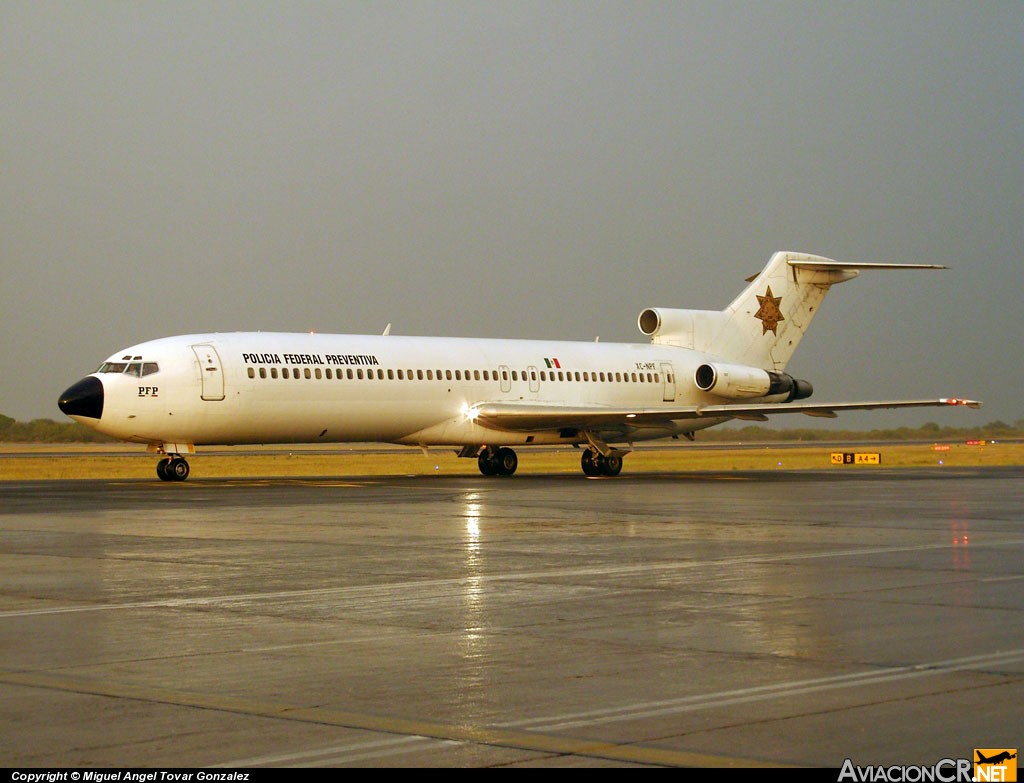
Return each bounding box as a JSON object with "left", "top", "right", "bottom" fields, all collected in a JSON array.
[{"left": 831, "top": 452, "right": 882, "bottom": 465}]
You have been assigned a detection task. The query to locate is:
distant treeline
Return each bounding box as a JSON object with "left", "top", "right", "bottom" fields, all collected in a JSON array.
[
  {"left": 699, "top": 419, "right": 1024, "bottom": 442},
  {"left": 0, "top": 414, "right": 116, "bottom": 443},
  {"left": 3, "top": 413, "right": 1022, "bottom": 444}
]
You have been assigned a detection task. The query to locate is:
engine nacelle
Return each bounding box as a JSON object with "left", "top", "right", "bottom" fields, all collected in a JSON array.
[
  {"left": 638, "top": 307, "right": 730, "bottom": 349},
  {"left": 695, "top": 363, "right": 814, "bottom": 401},
  {"left": 695, "top": 362, "right": 771, "bottom": 398},
  {"left": 638, "top": 307, "right": 689, "bottom": 338}
]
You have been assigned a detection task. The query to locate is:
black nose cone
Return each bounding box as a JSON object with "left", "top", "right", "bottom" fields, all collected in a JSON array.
[{"left": 59, "top": 376, "right": 104, "bottom": 419}]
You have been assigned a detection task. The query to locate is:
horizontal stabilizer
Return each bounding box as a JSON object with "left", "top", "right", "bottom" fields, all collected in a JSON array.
[{"left": 787, "top": 260, "right": 947, "bottom": 271}]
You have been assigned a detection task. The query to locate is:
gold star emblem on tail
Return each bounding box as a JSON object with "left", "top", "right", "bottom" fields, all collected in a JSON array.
[{"left": 755, "top": 287, "right": 784, "bottom": 335}]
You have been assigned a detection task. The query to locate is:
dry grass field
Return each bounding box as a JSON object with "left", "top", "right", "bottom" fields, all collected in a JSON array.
[{"left": 1, "top": 441, "right": 1021, "bottom": 480}]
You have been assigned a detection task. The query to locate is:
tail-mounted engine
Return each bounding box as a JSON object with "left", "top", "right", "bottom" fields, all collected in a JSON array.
[{"left": 695, "top": 362, "right": 813, "bottom": 401}]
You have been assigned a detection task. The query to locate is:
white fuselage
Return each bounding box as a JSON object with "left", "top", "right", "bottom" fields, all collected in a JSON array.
[
  {"left": 59, "top": 253, "right": 980, "bottom": 479},
  {"left": 88, "top": 332, "right": 731, "bottom": 449}
]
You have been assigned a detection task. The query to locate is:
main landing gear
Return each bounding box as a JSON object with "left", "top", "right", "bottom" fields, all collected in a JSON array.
[
  {"left": 472, "top": 445, "right": 627, "bottom": 477},
  {"left": 478, "top": 446, "right": 518, "bottom": 477},
  {"left": 580, "top": 449, "right": 623, "bottom": 477},
  {"left": 156, "top": 456, "right": 190, "bottom": 482}
]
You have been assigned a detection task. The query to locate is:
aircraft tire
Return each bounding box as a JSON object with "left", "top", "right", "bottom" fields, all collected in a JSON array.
[
  {"left": 478, "top": 451, "right": 498, "bottom": 476},
  {"left": 598, "top": 454, "right": 623, "bottom": 477},
  {"left": 168, "top": 457, "right": 190, "bottom": 481},
  {"left": 495, "top": 447, "right": 518, "bottom": 476},
  {"left": 156, "top": 458, "right": 172, "bottom": 481},
  {"left": 581, "top": 450, "right": 600, "bottom": 476}
]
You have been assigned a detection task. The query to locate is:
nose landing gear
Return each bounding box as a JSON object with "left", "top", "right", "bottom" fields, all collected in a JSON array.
[{"left": 156, "top": 456, "right": 190, "bottom": 482}]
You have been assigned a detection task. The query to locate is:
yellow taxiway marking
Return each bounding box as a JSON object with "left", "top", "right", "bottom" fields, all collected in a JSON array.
[{"left": 0, "top": 669, "right": 786, "bottom": 768}]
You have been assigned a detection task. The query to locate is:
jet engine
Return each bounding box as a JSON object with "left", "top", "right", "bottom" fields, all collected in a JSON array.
[{"left": 695, "top": 362, "right": 813, "bottom": 401}]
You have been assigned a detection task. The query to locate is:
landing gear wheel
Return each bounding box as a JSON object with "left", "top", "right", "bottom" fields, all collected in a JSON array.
[
  {"left": 599, "top": 454, "right": 623, "bottom": 477},
  {"left": 156, "top": 457, "right": 172, "bottom": 481},
  {"left": 478, "top": 451, "right": 499, "bottom": 476},
  {"left": 581, "top": 451, "right": 624, "bottom": 477},
  {"left": 167, "top": 457, "right": 190, "bottom": 481},
  {"left": 478, "top": 447, "right": 518, "bottom": 477},
  {"left": 494, "top": 447, "right": 518, "bottom": 476}
]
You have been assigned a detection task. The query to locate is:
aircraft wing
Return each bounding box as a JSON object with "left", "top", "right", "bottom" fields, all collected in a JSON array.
[{"left": 472, "top": 398, "right": 980, "bottom": 432}]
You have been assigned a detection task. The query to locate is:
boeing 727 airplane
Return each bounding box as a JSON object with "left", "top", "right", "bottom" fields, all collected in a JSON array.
[{"left": 58, "top": 251, "right": 979, "bottom": 480}]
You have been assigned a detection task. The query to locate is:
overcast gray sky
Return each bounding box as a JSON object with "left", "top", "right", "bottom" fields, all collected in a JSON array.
[{"left": 3, "top": 1, "right": 1021, "bottom": 429}]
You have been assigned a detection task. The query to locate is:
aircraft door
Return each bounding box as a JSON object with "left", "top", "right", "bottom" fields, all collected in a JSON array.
[
  {"left": 527, "top": 365, "right": 540, "bottom": 393},
  {"left": 191, "top": 344, "right": 225, "bottom": 401},
  {"left": 660, "top": 362, "right": 676, "bottom": 402},
  {"left": 499, "top": 365, "right": 512, "bottom": 394}
]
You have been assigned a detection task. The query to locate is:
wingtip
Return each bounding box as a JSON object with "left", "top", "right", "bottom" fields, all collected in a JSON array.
[{"left": 941, "top": 398, "right": 982, "bottom": 408}]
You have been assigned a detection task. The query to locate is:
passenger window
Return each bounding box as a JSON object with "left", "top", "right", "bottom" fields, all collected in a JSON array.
[
  {"left": 304, "top": 368, "right": 311, "bottom": 379},
  {"left": 271, "top": 367, "right": 278, "bottom": 379},
  {"left": 259, "top": 367, "right": 267, "bottom": 379},
  {"left": 282, "top": 368, "right": 290, "bottom": 379},
  {"left": 247, "top": 367, "right": 255, "bottom": 379}
]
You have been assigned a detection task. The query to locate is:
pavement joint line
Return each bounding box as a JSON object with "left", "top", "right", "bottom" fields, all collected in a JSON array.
[{"left": 0, "top": 668, "right": 786, "bottom": 768}]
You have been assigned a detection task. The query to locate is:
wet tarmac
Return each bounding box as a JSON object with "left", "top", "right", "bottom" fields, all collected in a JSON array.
[{"left": 1, "top": 468, "right": 1021, "bottom": 767}]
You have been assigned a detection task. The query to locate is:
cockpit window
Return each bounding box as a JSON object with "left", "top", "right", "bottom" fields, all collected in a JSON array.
[{"left": 97, "top": 361, "right": 159, "bottom": 376}]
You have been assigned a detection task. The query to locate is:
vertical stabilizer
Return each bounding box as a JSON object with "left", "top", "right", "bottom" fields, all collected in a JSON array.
[
  {"left": 712, "top": 251, "right": 853, "bottom": 370},
  {"left": 639, "top": 252, "right": 945, "bottom": 372}
]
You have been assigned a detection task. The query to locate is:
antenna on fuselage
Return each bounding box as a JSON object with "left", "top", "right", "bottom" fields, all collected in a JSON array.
[{"left": 382, "top": 323, "right": 391, "bottom": 336}]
